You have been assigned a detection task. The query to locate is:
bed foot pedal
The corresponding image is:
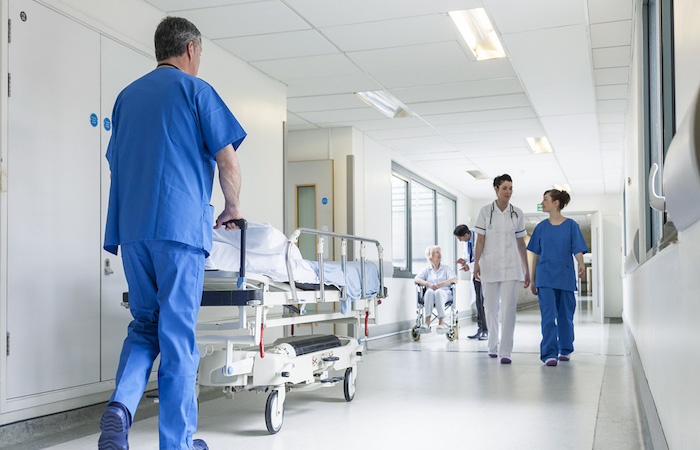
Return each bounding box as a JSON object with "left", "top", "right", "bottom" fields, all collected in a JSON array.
[
  {"left": 322, "top": 356, "right": 340, "bottom": 362},
  {"left": 320, "top": 377, "right": 344, "bottom": 384}
]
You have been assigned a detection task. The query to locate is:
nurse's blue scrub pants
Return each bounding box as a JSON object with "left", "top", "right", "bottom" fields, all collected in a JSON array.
[
  {"left": 111, "top": 240, "right": 205, "bottom": 450},
  {"left": 537, "top": 287, "right": 575, "bottom": 362}
]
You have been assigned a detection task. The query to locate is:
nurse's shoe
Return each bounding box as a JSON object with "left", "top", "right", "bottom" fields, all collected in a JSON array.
[
  {"left": 500, "top": 357, "right": 512, "bottom": 364},
  {"left": 98, "top": 402, "right": 131, "bottom": 450},
  {"left": 488, "top": 353, "right": 497, "bottom": 358},
  {"left": 558, "top": 354, "right": 571, "bottom": 362},
  {"left": 545, "top": 358, "right": 558, "bottom": 366},
  {"left": 193, "top": 439, "right": 209, "bottom": 450}
]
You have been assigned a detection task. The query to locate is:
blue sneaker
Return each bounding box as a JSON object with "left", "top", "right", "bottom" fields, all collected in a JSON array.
[
  {"left": 193, "top": 439, "right": 209, "bottom": 450},
  {"left": 98, "top": 403, "right": 131, "bottom": 450}
]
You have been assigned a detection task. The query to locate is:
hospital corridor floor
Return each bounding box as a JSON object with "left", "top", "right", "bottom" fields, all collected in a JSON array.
[{"left": 5, "top": 305, "right": 649, "bottom": 450}]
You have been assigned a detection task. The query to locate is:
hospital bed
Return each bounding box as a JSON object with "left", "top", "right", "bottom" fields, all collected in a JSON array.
[{"left": 125, "top": 220, "right": 386, "bottom": 434}]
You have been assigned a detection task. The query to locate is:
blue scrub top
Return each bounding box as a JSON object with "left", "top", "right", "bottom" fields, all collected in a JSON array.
[
  {"left": 527, "top": 218, "right": 588, "bottom": 291},
  {"left": 104, "top": 67, "right": 247, "bottom": 256}
]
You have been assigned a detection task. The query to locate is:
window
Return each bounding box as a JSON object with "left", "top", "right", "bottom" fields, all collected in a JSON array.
[
  {"left": 391, "top": 175, "right": 409, "bottom": 271},
  {"left": 643, "top": 0, "right": 675, "bottom": 253},
  {"left": 391, "top": 163, "right": 457, "bottom": 276}
]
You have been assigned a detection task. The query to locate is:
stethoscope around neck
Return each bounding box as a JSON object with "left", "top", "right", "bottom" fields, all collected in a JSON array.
[{"left": 488, "top": 201, "right": 518, "bottom": 229}]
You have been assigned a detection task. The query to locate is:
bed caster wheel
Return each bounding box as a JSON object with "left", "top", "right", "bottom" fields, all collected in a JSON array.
[
  {"left": 343, "top": 367, "right": 356, "bottom": 402},
  {"left": 411, "top": 325, "right": 421, "bottom": 342},
  {"left": 265, "top": 390, "right": 284, "bottom": 434}
]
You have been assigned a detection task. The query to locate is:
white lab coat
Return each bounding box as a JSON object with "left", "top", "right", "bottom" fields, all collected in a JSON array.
[
  {"left": 473, "top": 201, "right": 527, "bottom": 282},
  {"left": 462, "top": 241, "right": 477, "bottom": 305}
]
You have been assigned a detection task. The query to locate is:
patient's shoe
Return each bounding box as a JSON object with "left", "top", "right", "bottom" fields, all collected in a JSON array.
[
  {"left": 419, "top": 325, "right": 431, "bottom": 334},
  {"left": 436, "top": 325, "right": 448, "bottom": 334},
  {"left": 193, "top": 439, "right": 209, "bottom": 450},
  {"left": 98, "top": 402, "right": 131, "bottom": 450}
]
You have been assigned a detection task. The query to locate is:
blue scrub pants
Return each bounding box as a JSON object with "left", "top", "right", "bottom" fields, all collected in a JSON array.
[
  {"left": 111, "top": 240, "right": 205, "bottom": 450},
  {"left": 537, "top": 287, "right": 575, "bottom": 362}
]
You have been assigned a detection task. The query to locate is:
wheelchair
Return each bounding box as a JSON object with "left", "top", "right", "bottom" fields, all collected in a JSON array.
[{"left": 410, "top": 283, "right": 458, "bottom": 342}]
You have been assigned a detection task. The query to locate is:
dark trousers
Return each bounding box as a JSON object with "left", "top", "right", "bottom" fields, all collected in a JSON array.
[{"left": 473, "top": 277, "right": 487, "bottom": 332}]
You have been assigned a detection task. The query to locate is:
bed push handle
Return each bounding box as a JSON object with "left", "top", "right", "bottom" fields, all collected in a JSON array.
[{"left": 224, "top": 218, "right": 248, "bottom": 288}]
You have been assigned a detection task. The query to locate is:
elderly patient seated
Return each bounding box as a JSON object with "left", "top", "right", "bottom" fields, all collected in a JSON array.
[{"left": 414, "top": 246, "right": 457, "bottom": 334}]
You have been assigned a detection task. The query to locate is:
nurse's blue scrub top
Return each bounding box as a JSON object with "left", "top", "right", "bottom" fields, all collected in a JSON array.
[
  {"left": 527, "top": 218, "right": 588, "bottom": 291},
  {"left": 103, "top": 67, "right": 246, "bottom": 257}
]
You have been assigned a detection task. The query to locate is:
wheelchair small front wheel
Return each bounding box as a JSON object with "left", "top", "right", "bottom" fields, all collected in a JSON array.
[{"left": 411, "top": 325, "right": 421, "bottom": 341}]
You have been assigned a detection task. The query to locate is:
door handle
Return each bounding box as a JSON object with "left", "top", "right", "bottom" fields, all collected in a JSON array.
[{"left": 104, "top": 258, "right": 114, "bottom": 276}]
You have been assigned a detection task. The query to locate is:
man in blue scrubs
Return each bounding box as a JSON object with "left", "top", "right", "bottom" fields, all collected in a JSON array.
[{"left": 99, "top": 17, "right": 247, "bottom": 450}]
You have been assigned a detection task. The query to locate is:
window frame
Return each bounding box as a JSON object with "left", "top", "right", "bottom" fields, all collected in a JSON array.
[
  {"left": 642, "top": 0, "right": 676, "bottom": 259},
  {"left": 391, "top": 163, "right": 457, "bottom": 277}
]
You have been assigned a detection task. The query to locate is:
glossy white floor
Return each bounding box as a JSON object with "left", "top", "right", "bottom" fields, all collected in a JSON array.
[{"left": 7, "top": 304, "right": 650, "bottom": 450}]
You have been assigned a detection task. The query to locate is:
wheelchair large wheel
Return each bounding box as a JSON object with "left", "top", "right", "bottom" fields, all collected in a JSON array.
[
  {"left": 265, "top": 390, "right": 284, "bottom": 434},
  {"left": 343, "top": 367, "right": 356, "bottom": 402},
  {"left": 411, "top": 325, "right": 421, "bottom": 341}
]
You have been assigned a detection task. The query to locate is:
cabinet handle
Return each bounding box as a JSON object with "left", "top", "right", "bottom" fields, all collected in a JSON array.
[{"left": 104, "top": 258, "right": 114, "bottom": 276}]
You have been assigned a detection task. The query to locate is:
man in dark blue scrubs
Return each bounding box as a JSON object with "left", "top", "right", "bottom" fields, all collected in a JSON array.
[{"left": 99, "top": 16, "right": 247, "bottom": 450}]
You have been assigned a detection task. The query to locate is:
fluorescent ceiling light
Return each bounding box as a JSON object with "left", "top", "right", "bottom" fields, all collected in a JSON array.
[
  {"left": 356, "top": 91, "right": 413, "bottom": 119},
  {"left": 554, "top": 184, "right": 571, "bottom": 192},
  {"left": 449, "top": 9, "right": 506, "bottom": 61},
  {"left": 526, "top": 137, "right": 554, "bottom": 154},
  {"left": 466, "top": 169, "right": 489, "bottom": 180}
]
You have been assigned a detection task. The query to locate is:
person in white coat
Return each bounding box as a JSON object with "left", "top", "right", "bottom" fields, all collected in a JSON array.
[{"left": 473, "top": 174, "right": 530, "bottom": 364}]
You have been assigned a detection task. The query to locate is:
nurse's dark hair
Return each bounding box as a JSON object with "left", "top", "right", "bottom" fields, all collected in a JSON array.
[
  {"left": 544, "top": 189, "right": 571, "bottom": 210},
  {"left": 493, "top": 174, "right": 512, "bottom": 188},
  {"left": 154, "top": 17, "right": 202, "bottom": 61},
  {"left": 453, "top": 224, "right": 470, "bottom": 237}
]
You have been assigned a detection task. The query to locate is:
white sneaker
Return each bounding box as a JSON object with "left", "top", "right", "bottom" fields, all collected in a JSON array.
[
  {"left": 436, "top": 325, "right": 448, "bottom": 334},
  {"left": 419, "top": 325, "right": 431, "bottom": 334}
]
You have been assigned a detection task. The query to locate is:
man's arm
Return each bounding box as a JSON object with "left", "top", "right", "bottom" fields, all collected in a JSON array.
[{"left": 214, "top": 144, "right": 242, "bottom": 230}]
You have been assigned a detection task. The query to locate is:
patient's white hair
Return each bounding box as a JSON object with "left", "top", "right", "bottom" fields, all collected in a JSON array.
[{"left": 425, "top": 245, "right": 441, "bottom": 262}]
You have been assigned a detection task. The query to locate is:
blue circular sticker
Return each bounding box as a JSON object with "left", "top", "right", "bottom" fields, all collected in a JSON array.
[
  {"left": 104, "top": 118, "right": 111, "bottom": 131},
  {"left": 322, "top": 197, "right": 328, "bottom": 205},
  {"left": 90, "top": 113, "right": 98, "bottom": 127}
]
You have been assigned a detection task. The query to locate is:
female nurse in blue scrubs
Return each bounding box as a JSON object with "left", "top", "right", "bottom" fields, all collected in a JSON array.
[{"left": 527, "top": 190, "right": 588, "bottom": 366}]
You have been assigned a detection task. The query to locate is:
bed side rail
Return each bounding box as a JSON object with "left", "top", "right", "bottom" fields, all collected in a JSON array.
[{"left": 285, "top": 228, "right": 385, "bottom": 304}]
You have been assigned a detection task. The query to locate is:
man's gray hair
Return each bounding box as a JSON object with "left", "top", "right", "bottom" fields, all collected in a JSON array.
[{"left": 154, "top": 16, "right": 201, "bottom": 61}]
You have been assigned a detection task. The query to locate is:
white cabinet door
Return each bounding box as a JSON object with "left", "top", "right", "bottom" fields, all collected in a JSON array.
[
  {"left": 7, "top": 0, "right": 101, "bottom": 398},
  {"left": 99, "top": 36, "right": 154, "bottom": 381}
]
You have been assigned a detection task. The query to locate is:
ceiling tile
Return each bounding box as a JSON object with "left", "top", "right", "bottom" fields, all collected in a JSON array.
[
  {"left": 287, "top": 94, "right": 366, "bottom": 113},
  {"left": 594, "top": 67, "right": 630, "bottom": 85},
  {"left": 382, "top": 136, "right": 456, "bottom": 153},
  {"left": 145, "top": 0, "right": 262, "bottom": 11},
  {"left": 251, "top": 54, "right": 362, "bottom": 82},
  {"left": 540, "top": 113, "right": 600, "bottom": 152},
  {"left": 592, "top": 46, "right": 631, "bottom": 69},
  {"left": 321, "top": 15, "right": 454, "bottom": 52},
  {"left": 296, "top": 107, "right": 385, "bottom": 123},
  {"left": 435, "top": 118, "right": 542, "bottom": 135},
  {"left": 503, "top": 25, "right": 596, "bottom": 116},
  {"left": 427, "top": 106, "right": 537, "bottom": 126},
  {"left": 284, "top": 0, "right": 482, "bottom": 28},
  {"left": 373, "top": 59, "right": 517, "bottom": 89},
  {"left": 174, "top": 1, "right": 310, "bottom": 39},
  {"left": 408, "top": 94, "right": 531, "bottom": 116},
  {"left": 444, "top": 129, "right": 541, "bottom": 145},
  {"left": 587, "top": 0, "right": 633, "bottom": 24},
  {"left": 390, "top": 78, "right": 524, "bottom": 104},
  {"left": 487, "top": 0, "right": 586, "bottom": 34},
  {"left": 598, "top": 99, "right": 628, "bottom": 113},
  {"left": 286, "top": 73, "right": 383, "bottom": 97},
  {"left": 347, "top": 41, "right": 468, "bottom": 74},
  {"left": 214, "top": 30, "right": 337, "bottom": 62},
  {"left": 598, "top": 112, "right": 626, "bottom": 123},
  {"left": 326, "top": 116, "right": 427, "bottom": 132},
  {"left": 590, "top": 21, "right": 633, "bottom": 48},
  {"left": 405, "top": 151, "right": 466, "bottom": 162},
  {"left": 596, "top": 84, "right": 628, "bottom": 100},
  {"left": 599, "top": 122, "right": 626, "bottom": 133},
  {"left": 365, "top": 127, "right": 439, "bottom": 141}
]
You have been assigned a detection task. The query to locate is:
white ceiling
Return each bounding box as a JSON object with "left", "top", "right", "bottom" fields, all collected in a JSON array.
[{"left": 145, "top": 0, "right": 633, "bottom": 199}]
